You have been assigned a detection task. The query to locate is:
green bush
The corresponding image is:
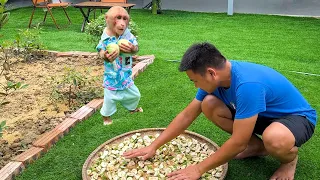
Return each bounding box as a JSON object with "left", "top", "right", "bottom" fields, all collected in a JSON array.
[
  {"left": 84, "top": 14, "right": 139, "bottom": 43},
  {"left": 0, "top": 0, "right": 10, "bottom": 36}
]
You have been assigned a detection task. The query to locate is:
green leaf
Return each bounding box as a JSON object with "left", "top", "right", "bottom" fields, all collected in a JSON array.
[
  {"left": 0, "top": 0, "right": 8, "bottom": 5},
  {"left": 21, "top": 84, "right": 29, "bottom": 89},
  {"left": 0, "top": 120, "right": 5, "bottom": 127},
  {"left": 15, "top": 82, "right": 21, "bottom": 89},
  {"left": 1, "top": 12, "right": 9, "bottom": 24},
  {"left": 73, "top": 78, "right": 77, "bottom": 86},
  {"left": 7, "top": 81, "right": 13, "bottom": 87}
]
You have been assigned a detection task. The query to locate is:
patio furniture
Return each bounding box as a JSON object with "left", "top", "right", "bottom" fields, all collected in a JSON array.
[
  {"left": 29, "top": 0, "right": 72, "bottom": 29},
  {"left": 91, "top": 0, "right": 128, "bottom": 19},
  {"left": 73, "top": 1, "right": 135, "bottom": 32}
]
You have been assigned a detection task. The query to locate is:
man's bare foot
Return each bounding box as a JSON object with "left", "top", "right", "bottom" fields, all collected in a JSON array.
[
  {"left": 234, "top": 144, "right": 268, "bottom": 159},
  {"left": 270, "top": 156, "right": 298, "bottom": 180},
  {"left": 130, "top": 107, "right": 143, "bottom": 114},
  {"left": 103, "top": 117, "right": 112, "bottom": 126}
]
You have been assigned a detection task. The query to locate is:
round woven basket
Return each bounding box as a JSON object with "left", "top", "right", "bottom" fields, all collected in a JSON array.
[{"left": 82, "top": 128, "right": 228, "bottom": 180}]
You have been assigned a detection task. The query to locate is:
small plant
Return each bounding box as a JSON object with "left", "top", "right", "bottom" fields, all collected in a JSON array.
[
  {"left": 14, "top": 25, "right": 46, "bottom": 61},
  {"left": 0, "top": 54, "right": 27, "bottom": 138},
  {"left": 0, "top": 120, "right": 7, "bottom": 138},
  {"left": 84, "top": 14, "right": 139, "bottom": 45},
  {"left": 0, "top": 0, "right": 9, "bottom": 31},
  {"left": 0, "top": 26, "right": 46, "bottom": 63},
  {"left": 0, "top": 43, "right": 29, "bottom": 107},
  {"left": 0, "top": 81, "right": 28, "bottom": 106},
  {"left": 84, "top": 14, "right": 106, "bottom": 40},
  {"left": 49, "top": 67, "right": 102, "bottom": 110}
]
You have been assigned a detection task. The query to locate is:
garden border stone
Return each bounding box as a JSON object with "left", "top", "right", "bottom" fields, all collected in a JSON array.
[
  {"left": 0, "top": 51, "right": 154, "bottom": 179},
  {"left": 0, "top": 162, "right": 24, "bottom": 180},
  {"left": 12, "top": 147, "right": 43, "bottom": 166}
]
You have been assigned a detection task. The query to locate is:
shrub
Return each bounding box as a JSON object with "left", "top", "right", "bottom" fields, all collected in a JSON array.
[
  {"left": 84, "top": 14, "right": 139, "bottom": 44},
  {"left": 0, "top": 0, "right": 9, "bottom": 31}
]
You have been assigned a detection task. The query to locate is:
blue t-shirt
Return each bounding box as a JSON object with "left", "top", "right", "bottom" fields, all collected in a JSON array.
[{"left": 195, "top": 60, "right": 317, "bottom": 125}]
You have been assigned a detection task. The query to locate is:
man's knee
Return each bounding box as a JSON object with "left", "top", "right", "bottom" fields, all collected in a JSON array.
[
  {"left": 262, "top": 122, "right": 295, "bottom": 155},
  {"left": 202, "top": 95, "right": 220, "bottom": 118},
  {"left": 201, "top": 95, "right": 232, "bottom": 121}
]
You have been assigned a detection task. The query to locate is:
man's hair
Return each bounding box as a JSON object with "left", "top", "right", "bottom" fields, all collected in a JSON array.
[{"left": 179, "top": 42, "right": 226, "bottom": 75}]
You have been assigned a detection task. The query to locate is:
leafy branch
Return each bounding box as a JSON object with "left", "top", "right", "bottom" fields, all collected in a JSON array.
[{"left": 0, "top": 0, "right": 9, "bottom": 31}]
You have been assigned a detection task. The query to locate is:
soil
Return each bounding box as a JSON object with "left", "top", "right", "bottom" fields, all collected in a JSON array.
[{"left": 0, "top": 52, "right": 107, "bottom": 168}]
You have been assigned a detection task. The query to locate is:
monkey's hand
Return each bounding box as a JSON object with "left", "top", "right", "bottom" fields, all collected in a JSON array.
[
  {"left": 119, "top": 42, "right": 138, "bottom": 54},
  {"left": 104, "top": 50, "right": 118, "bottom": 62}
]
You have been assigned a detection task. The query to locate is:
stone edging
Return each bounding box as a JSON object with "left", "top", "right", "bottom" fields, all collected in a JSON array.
[{"left": 0, "top": 51, "right": 155, "bottom": 180}]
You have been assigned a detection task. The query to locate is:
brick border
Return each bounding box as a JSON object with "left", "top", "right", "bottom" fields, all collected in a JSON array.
[
  {"left": 13, "top": 147, "right": 43, "bottom": 166},
  {"left": 0, "top": 162, "right": 24, "bottom": 180},
  {"left": 0, "top": 52, "right": 154, "bottom": 179}
]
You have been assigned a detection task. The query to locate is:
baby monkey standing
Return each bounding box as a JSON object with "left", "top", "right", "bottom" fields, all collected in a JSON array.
[{"left": 96, "top": 6, "right": 142, "bottom": 125}]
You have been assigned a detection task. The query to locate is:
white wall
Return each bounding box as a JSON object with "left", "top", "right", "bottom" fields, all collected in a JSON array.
[
  {"left": 157, "top": 0, "right": 320, "bottom": 16},
  {"left": 7, "top": 0, "right": 320, "bottom": 16}
]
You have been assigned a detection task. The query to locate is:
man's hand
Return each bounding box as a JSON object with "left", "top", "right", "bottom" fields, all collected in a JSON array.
[
  {"left": 167, "top": 165, "right": 202, "bottom": 180},
  {"left": 122, "top": 145, "right": 156, "bottom": 160},
  {"left": 119, "top": 42, "right": 137, "bottom": 54}
]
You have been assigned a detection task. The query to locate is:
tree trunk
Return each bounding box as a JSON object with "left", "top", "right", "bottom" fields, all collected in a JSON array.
[{"left": 152, "top": 0, "right": 158, "bottom": 15}]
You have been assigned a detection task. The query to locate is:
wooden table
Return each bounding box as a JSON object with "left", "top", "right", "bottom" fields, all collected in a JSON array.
[{"left": 73, "top": 2, "right": 136, "bottom": 32}]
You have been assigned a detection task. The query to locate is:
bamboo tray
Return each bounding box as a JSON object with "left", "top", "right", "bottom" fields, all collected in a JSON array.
[{"left": 82, "top": 128, "right": 228, "bottom": 180}]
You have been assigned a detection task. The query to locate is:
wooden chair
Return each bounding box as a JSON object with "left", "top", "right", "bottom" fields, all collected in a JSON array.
[
  {"left": 29, "top": 0, "right": 72, "bottom": 29},
  {"left": 101, "top": 0, "right": 127, "bottom": 3}
]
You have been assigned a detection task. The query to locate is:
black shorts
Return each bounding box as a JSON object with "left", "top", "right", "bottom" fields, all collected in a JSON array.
[{"left": 228, "top": 106, "right": 315, "bottom": 147}]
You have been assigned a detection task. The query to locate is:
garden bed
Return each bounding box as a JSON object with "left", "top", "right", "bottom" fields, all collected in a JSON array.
[{"left": 0, "top": 51, "right": 153, "bottom": 169}]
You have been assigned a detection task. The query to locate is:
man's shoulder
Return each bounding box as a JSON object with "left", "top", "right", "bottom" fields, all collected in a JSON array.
[
  {"left": 230, "top": 60, "right": 266, "bottom": 69},
  {"left": 231, "top": 60, "right": 281, "bottom": 84}
]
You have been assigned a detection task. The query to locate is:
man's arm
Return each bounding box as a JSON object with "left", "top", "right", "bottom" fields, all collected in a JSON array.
[
  {"left": 197, "top": 115, "right": 258, "bottom": 174},
  {"left": 150, "top": 98, "right": 203, "bottom": 150},
  {"left": 123, "top": 98, "right": 203, "bottom": 160},
  {"left": 168, "top": 115, "right": 258, "bottom": 179},
  {"left": 196, "top": 83, "right": 267, "bottom": 173}
]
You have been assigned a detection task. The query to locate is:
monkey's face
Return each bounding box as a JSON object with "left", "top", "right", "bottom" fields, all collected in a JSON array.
[
  {"left": 106, "top": 7, "right": 130, "bottom": 37},
  {"left": 112, "top": 14, "right": 129, "bottom": 36}
]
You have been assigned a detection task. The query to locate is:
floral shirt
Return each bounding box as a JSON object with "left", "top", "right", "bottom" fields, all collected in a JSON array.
[{"left": 96, "top": 28, "right": 138, "bottom": 90}]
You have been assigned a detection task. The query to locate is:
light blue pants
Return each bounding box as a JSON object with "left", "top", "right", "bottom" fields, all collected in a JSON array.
[{"left": 100, "top": 84, "right": 141, "bottom": 117}]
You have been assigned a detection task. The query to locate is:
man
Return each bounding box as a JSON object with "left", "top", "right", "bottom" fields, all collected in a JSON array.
[{"left": 123, "top": 42, "right": 317, "bottom": 180}]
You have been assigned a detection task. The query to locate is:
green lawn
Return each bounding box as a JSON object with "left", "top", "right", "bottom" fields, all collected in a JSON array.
[{"left": 1, "top": 7, "right": 319, "bottom": 180}]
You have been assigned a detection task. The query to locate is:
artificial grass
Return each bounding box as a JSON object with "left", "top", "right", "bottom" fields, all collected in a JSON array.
[{"left": 1, "top": 7, "right": 319, "bottom": 180}]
